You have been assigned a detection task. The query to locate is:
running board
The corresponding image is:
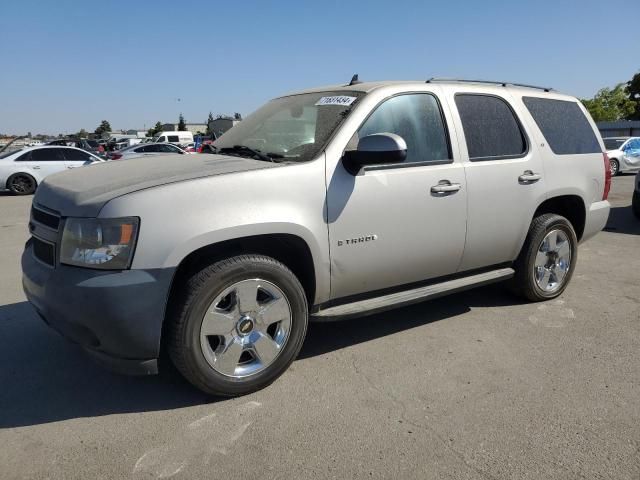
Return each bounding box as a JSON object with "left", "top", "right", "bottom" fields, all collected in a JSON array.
[{"left": 312, "top": 268, "right": 515, "bottom": 322}]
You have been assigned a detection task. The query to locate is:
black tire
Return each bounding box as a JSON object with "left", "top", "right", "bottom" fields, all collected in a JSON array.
[
  {"left": 168, "top": 254, "right": 308, "bottom": 397},
  {"left": 632, "top": 190, "right": 640, "bottom": 220},
  {"left": 511, "top": 214, "right": 578, "bottom": 302},
  {"left": 7, "top": 173, "right": 37, "bottom": 195},
  {"left": 609, "top": 158, "right": 620, "bottom": 177}
]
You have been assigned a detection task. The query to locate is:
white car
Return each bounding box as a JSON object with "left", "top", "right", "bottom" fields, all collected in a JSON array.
[
  {"left": 604, "top": 137, "right": 640, "bottom": 176},
  {"left": 0, "top": 146, "right": 103, "bottom": 195},
  {"left": 108, "top": 142, "right": 189, "bottom": 160}
]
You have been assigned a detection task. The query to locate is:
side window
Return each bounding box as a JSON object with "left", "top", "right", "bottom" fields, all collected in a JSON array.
[
  {"left": 455, "top": 94, "right": 527, "bottom": 160},
  {"left": 158, "top": 144, "right": 180, "bottom": 153},
  {"left": 167, "top": 135, "right": 180, "bottom": 143},
  {"left": 63, "top": 148, "right": 92, "bottom": 161},
  {"left": 522, "top": 97, "right": 600, "bottom": 155},
  {"left": 356, "top": 93, "right": 451, "bottom": 165},
  {"left": 31, "top": 148, "right": 66, "bottom": 162},
  {"left": 14, "top": 151, "right": 32, "bottom": 162},
  {"left": 158, "top": 136, "right": 166, "bottom": 142},
  {"left": 135, "top": 145, "right": 148, "bottom": 153},
  {"left": 625, "top": 139, "right": 640, "bottom": 151}
]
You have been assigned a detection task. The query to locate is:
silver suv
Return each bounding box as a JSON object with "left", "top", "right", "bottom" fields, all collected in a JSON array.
[{"left": 22, "top": 79, "right": 611, "bottom": 396}]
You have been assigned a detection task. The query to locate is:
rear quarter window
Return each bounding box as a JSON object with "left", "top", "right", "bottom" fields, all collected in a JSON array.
[{"left": 523, "top": 97, "right": 601, "bottom": 155}]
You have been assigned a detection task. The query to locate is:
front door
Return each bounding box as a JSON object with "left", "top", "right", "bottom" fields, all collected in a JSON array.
[{"left": 327, "top": 92, "right": 467, "bottom": 299}]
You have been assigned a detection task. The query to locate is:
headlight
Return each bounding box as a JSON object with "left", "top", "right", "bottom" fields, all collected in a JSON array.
[{"left": 60, "top": 217, "right": 139, "bottom": 270}]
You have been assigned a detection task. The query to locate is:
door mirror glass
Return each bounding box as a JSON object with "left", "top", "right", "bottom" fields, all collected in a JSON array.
[{"left": 343, "top": 133, "right": 407, "bottom": 174}]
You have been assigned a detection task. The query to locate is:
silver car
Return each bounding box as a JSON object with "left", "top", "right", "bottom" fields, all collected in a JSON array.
[
  {"left": 22, "top": 79, "right": 610, "bottom": 396},
  {"left": 604, "top": 136, "right": 640, "bottom": 176},
  {"left": 109, "top": 142, "right": 188, "bottom": 160}
]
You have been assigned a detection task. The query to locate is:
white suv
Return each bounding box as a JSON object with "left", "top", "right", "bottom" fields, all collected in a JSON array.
[{"left": 22, "top": 79, "right": 611, "bottom": 396}]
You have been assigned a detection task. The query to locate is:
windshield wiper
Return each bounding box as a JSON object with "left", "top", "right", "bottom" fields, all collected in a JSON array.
[{"left": 220, "top": 145, "right": 282, "bottom": 163}]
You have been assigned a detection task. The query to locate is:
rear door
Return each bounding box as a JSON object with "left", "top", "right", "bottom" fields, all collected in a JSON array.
[
  {"left": 445, "top": 89, "right": 547, "bottom": 270},
  {"left": 62, "top": 148, "right": 96, "bottom": 169}
]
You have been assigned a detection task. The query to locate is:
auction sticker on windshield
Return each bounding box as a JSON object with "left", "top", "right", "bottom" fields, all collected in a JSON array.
[{"left": 315, "top": 96, "right": 357, "bottom": 106}]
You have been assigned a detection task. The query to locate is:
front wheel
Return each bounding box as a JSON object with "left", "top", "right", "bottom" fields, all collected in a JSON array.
[
  {"left": 168, "top": 254, "right": 308, "bottom": 396},
  {"left": 511, "top": 214, "right": 577, "bottom": 302}
]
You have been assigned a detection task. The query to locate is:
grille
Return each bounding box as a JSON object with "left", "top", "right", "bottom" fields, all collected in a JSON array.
[
  {"left": 31, "top": 207, "right": 60, "bottom": 230},
  {"left": 33, "top": 237, "right": 55, "bottom": 266}
]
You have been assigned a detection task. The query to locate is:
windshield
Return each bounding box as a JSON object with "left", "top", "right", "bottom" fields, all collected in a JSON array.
[
  {"left": 0, "top": 149, "right": 20, "bottom": 159},
  {"left": 214, "top": 91, "right": 363, "bottom": 162}
]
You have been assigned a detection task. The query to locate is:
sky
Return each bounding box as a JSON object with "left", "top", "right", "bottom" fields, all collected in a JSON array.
[{"left": 0, "top": 0, "right": 637, "bottom": 135}]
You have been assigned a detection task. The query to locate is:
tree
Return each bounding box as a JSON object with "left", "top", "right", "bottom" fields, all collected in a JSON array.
[
  {"left": 178, "top": 113, "right": 187, "bottom": 131},
  {"left": 147, "top": 121, "right": 163, "bottom": 137},
  {"left": 77, "top": 128, "right": 88, "bottom": 138},
  {"left": 205, "top": 112, "right": 215, "bottom": 136},
  {"left": 581, "top": 84, "right": 637, "bottom": 122},
  {"left": 94, "top": 120, "right": 112, "bottom": 136},
  {"left": 234, "top": 112, "right": 242, "bottom": 120},
  {"left": 626, "top": 72, "right": 640, "bottom": 120}
]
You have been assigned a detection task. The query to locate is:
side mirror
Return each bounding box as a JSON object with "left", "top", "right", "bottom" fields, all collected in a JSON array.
[{"left": 343, "top": 133, "right": 407, "bottom": 175}]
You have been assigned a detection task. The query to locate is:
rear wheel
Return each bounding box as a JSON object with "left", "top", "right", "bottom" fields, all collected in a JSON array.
[
  {"left": 168, "top": 254, "right": 308, "bottom": 396},
  {"left": 7, "top": 173, "right": 37, "bottom": 195},
  {"left": 511, "top": 214, "right": 577, "bottom": 301},
  {"left": 609, "top": 158, "right": 620, "bottom": 176}
]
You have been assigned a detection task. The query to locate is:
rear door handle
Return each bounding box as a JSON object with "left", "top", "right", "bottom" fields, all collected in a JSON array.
[
  {"left": 519, "top": 170, "right": 542, "bottom": 183},
  {"left": 431, "top": 180, "right": 462, "bottom": 194}
]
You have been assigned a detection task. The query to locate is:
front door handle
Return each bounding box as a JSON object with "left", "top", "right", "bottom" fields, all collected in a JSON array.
[
  {"left": 519, "top": 170, "right": 542, "bottom": 183},
  {"left": 431, "top": 180, "right": 462, "bottom": 194}
]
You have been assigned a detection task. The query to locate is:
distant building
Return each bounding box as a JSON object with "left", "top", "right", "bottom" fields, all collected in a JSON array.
[
  {"left": 597, "top": 121, "right": 640, "bottom": 138},
  {"left": 208, "top": 117, "right": 241, "bottom": 138},
  {"left": 161, "top": 123, "right": 207, "bottom": 135}
]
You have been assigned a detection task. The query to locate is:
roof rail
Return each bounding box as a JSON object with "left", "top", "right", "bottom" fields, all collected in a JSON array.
[{"left": 425, "top": 77, "right": 553, "bottom": 92}]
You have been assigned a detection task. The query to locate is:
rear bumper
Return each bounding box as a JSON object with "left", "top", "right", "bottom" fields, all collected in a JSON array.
[
  {"left": 582, "top": 200, "right": 610, "bottom": 242},
  {"left": 22, "top": 242, "right": 174, "bottom": 375}
]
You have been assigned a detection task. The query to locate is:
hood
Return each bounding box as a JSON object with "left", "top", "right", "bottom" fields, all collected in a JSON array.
[{"left": 34, "top": 154, "right": 280, "bottom": 217}]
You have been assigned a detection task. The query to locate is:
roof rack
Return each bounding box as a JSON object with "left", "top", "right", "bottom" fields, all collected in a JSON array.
[{"left": 425, "top": 77, "right": 553, "bottom": 92}]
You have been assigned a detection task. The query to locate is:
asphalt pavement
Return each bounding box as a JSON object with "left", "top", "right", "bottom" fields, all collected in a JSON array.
[{"left": 0, "top": 176, "right": 638, "bottom": 479}]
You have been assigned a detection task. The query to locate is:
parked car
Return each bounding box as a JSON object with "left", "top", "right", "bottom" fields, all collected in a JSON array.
[
  {"left": 0, "top": 146, "right": 103, "bottom": 195},
  {"left": 108, "top": 142, "right": 188, "bottom": 160},
  {"left": 22, "top": 79, "right": 610, "bottom": 396},
  {"left": 153, "top": 131, "right": 193, "bottom": 145},
  {"left": 633, "top": 171, "right": 640, "bottom": 219},
  {"left": 604, "top": 136, "right": 640, "bottom": 176}
]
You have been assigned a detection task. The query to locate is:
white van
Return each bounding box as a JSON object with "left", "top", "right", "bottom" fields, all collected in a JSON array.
[{"left": 153, "top": 131, "right": 193, "bottom": 145}]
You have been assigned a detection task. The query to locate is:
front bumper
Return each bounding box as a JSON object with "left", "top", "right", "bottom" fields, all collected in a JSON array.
[{"left": 22, "top": 242, "right": 175, "bottom": 375}]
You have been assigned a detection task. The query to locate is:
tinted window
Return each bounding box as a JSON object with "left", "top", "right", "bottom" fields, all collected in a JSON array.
[
  {"left": 158, "top": 136, "right": 166, "bottom": 142},
  {"left": 157, "top": 144, "right": 181, "bottom": 153},
  {"left": 523, "top": 97, "right": 600, "bottom": 155},
  {"left": 63, "top": 148, "right": 92, "bottom": 161},
  {"left": 133, "top": 145, "right": 148, "bottom": 152},
  {"left": 357, "top": 93, "right": 450, "bottom": 165},
  {"left": 604, "top": 138, "right": 626, "bottom": 150},
  {"left": 167, "top": 135, "right": 180, "bottom": 142},
  {"left": 31, "top": 148, "right": 66, "bottom": 161},
  {"left": 455, "top": 94, "right": 526, "bottom": 160}
]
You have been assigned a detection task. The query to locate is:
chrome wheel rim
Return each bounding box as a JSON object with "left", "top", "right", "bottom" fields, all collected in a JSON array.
[
  {"left": 11, "top": 175, "right": 34, "bottom": 194},
  {"left": 200, "top": 279, "right": 292, "bottom": 378},
  {"left": 534, "top": 229, "right": 572, "bottom": 293},
  {"left": 610, "top": 160, "right": 618, "bottom": 176}
]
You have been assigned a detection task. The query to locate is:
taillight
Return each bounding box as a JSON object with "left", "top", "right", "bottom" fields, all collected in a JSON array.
[{"left": 603, "top": 152, "right": 611, "bottom": 200}]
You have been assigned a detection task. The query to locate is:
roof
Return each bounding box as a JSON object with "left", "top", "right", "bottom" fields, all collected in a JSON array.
[
  {"left": 596, "top": 120, "right": 640, "bottom": 129},
  {"left": 280, "top": 79, "right": 566, "bottom": 98}
]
